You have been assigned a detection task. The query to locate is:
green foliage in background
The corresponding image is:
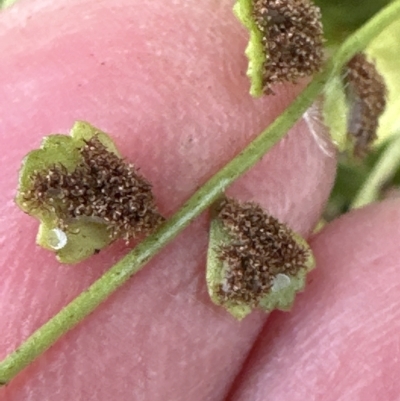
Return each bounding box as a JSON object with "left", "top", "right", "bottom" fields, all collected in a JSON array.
[
  {"left": 2, "top": 0, "right": 400, "bottom": 221},
  {"left": 314, "top": 0, "right": 393, "bottom": 45},
  {"left": 2, "top": 0, "right": 400, "bottom": 386},
  {"left": 0, "top": 0, "right": 18, "bottom": 9}
]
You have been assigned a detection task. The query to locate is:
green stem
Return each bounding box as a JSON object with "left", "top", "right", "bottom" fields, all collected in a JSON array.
[
  {"left": 352, "top": 133, "right": 400, "bottom": 209},
  {"left": 0, "top": 74, "right": 327, "bottom": 386},
  {"left": 2, "top": 0, "right": 400, "bottom": 386},
  {"left": 332, "top": 0, "right": 400, "bottom": 69}
]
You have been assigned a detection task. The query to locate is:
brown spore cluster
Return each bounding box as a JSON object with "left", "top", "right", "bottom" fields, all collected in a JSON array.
[
  {"left": 345, "top": 53, "right": 387, "bottom": 156},
  {"left": 253, "top": 0, "right": 324, "bottom": 94},
  {"left": 22, "top": 136, "right": 164, "bottom": 241},
  {"left": 216, "top": 198, "right": 308, "bottom": 306}
]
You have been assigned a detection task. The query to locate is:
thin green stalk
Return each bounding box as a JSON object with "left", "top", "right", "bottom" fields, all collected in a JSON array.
[
  {"left": 352, "top": 133, "right": 400, "bottom": 208},
  {"left": 332, "top": 0, "right": 400, "bottom": 69},
  {"left": 1, "top": 0, "right": 400, "bottom": 385},
  {"left": 0, "top": 72, "right": 328, "bottom": 386}
]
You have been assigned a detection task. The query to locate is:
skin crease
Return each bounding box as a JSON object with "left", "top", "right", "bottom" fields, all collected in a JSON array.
[
  {"left": 0, "top": 0, "right": 395, "bottom": 400},
  {"left": 228, "top": 200, "right": 400, "bottom": 401}
]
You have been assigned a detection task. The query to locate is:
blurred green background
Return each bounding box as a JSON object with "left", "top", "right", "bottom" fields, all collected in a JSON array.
[{"left": 2, "top": 0, "right": 400, "bottom": 223}]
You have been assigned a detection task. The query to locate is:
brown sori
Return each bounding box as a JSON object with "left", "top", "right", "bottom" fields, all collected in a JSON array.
[
  {"left": 345, "top": 53, "right": 387, "bottom": 156},
  {"left": 253, "top": 0, "right": 324, "bottom": 94},
  {"left": 216, "top": 198, "right": 308, "bottom": 307},
  {"left": 22, "top": 136, "right": 164, "bottom": 241}
]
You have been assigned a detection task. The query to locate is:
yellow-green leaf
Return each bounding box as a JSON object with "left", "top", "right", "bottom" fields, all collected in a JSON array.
[
  {"left": 206, "top": 198, "right": 315, "bottom": 320},
  {"left": 367, "top": 20, "right": 400, "bottom": 144},
  {"left": 15, "top": 121, "right": 121, "bottom": 264},
  {"left": 233, "top": 0, "right": 266, "bottom": 97}
]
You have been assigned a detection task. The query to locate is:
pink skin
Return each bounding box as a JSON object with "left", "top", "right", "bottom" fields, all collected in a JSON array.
[
  {"left": 228, "top": 199, "right": 400, "bottom": 401},
  {"left": 0, "top": 0, "right": 398, "bottom": 400}
]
